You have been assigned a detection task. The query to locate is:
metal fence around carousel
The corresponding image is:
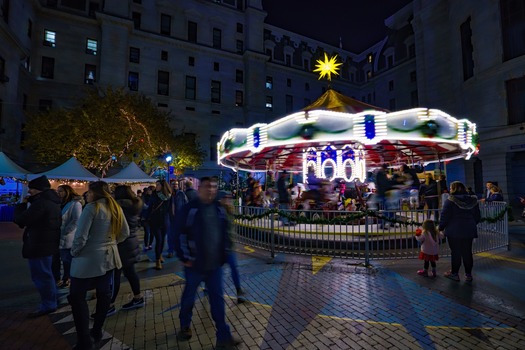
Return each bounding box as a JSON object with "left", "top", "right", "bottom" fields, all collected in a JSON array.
[{"left": 232, "top": 201, "right": 509, "bottom": 265}]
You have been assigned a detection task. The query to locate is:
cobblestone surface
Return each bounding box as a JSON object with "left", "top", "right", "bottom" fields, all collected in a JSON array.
[{"left": 1, "top": 222, "right": 525, "bottom": 349}]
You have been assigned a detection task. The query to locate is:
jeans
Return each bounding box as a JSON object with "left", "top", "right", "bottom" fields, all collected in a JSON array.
[
  {"left": 69, "top": 270, "right": 113, "bottom": 348},
  {"left": 447, "top": 237, "right": 474, "bottom": 274},
  {"left": 59, "top": 248, "right": 73, "bottom": 282},
  {"left": 227, "top": 253, "right": 241, "bottom": 291},
  {"left": 28, "top": 256, "right": 57, "bottom": 311},
  {"left": 278, "top": 203, "right": 290, "bottom": 224},
  {"left": 180, "top": 266, "right": 232, "bottom": 342}
]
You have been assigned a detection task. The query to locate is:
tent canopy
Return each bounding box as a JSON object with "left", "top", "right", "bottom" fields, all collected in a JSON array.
[
  {"left": 0, "top": 152, "right": 31, "bottom": 179},
  {"left": 27, "top": 157, "right": 99, "bottom": 181},
  {"left": 104, "top": 162, "right": 157, "bottom": 183}
]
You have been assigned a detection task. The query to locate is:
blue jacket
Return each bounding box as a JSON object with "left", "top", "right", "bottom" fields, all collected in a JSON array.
[
  {"left": 439, "top": 194, "right": 481, "bottom": 239},
  {"left": 174, "top": 198, "right": 232, "bottom": 272}
]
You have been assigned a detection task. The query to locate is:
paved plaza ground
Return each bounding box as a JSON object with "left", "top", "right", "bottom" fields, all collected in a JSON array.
[{"left": 1, "top": 222, "right": 524, "bottom": 349}]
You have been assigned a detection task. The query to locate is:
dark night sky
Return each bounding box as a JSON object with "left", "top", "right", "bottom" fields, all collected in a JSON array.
[{"left": 262, "top": 0, "right": 413, "bottom": 53}]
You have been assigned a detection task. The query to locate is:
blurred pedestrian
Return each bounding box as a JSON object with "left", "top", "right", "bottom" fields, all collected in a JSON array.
[
  {"left": 141, "top": 186, "right": 154, "bottom": 251},
  {"left": 174, "top": 177, "right": 240, "bottom": 348},
  {"left": 68, "top": 181, "right": 129, "bottom": 350},
  {"left": 439, "top": 181, "right": 481, "bottom": 282},
  {"left": 147, "top": 180, "right": 171, "bottom": 270},
  {"left": 166, "top": 180, "right": 188, "bottom": 258},
  {"left": 217, "top": 190, "right": 245, "bottom": 303},
  {"left": 13, "top": 175, "right": 61, "bottom": 318}
]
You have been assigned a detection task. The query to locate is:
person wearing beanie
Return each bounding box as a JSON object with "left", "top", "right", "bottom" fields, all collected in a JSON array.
[
  {"left": 28, "top": 175, "right": 52, "bottom": 191},
  {"left": 14, "top": 175, "right": 62, "bottom": 318}
]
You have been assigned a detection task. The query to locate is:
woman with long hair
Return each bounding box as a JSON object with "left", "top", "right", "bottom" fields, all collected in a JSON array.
[
  {"left": 438, "top": 181, "right": 481, "bottom": 283},
  {"left": 69, "top": 181, "right": 130, "bottom": 350},
  {"left": 109, "top": 185, "right": 144, "bottom": 314},
  {"left": 56, "top": 184, "right": 83, "bottom": 288},
  {"left": 146, "top": 179, "right": 171, "bottom": 270}
]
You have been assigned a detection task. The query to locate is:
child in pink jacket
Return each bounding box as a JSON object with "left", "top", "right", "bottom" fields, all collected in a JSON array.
[{"left": 415, "top": 220, "right": 444, "bottom": 278}]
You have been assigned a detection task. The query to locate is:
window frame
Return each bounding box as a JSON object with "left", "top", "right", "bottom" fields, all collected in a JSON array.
[
  {"left": 128, "top": 71, "right": 139, "bottom": 91},
  {"left": 211, "top": 80, "right": 221, "bottom": 103},
  {"left": 86, "top": 38, "right": 97, "bottom": 55},
  {"left": 185, "top": 75, "right": 196, "bottom": 100},
  {"left": 157, "top": 70, "right": 170, "bottom": 96}
]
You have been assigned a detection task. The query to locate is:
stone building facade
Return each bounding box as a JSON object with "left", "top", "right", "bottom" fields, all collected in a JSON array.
[{"left": 0, "top": 0, "right": 524, "bottom": 212}]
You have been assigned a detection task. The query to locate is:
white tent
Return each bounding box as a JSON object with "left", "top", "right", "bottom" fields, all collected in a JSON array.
[
  {"left": 27, "top": 157, "right": 99, "bottom": 181},
  {"left": 104, "top": 162, "right": 157, "bottom": 183},
  {"left": 0, "top": 152, "right": 31, "bottom": 179}
]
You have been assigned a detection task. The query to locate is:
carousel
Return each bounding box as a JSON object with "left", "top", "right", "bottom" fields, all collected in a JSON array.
[{"left": 217, "top": 54, "right": 478, "bottom": 187}]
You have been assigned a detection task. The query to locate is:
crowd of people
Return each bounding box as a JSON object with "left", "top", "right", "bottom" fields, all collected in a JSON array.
[
  {"left": 11, "top": 168, "right": 508, "bottom": 349},
  {"left": 13, "top": 175, "right": 242, "bottom": 349}
]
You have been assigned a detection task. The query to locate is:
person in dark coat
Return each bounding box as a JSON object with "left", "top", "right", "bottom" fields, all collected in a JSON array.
[
  {"left": 147, "top": 180, "right": 171, "bottom": 270},
  {"left": 439, "top": 181, "right": 481, "bottom": 282},
  {"left": 106, "top": 185, "right": 144, "bottom": 315},
  {"left": 174, "top": 176, "right": 240, "bottom": 348},
  {"left": 13, "top": 175, "right": 62, "bottom": 318},
  {"left": 423, "top": 173, "right": 439, "bottom": 220}
]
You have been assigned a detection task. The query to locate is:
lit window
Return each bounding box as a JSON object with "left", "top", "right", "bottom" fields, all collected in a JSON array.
[
  {"left": 85, "top": 64, "right": 96, "bottom": 84},
  {"left": 265, "top": 76, "right": 273, "bottom": 90},
  {"left": 86, "top": 39, "right": 97, "bottom": 55},
  {"left": 44, "top": 29, "right": 56, "bottom": 47},
  {"left": 367, "top": 54, "right": 373, "bottom": 63},
  {"left": 265, "top": 96, "right": 273, "bottom": 111}
]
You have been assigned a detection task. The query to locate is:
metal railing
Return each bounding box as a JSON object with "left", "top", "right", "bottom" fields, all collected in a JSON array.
[{"left": 232, "top": 202, "right": 509, "bottom": 264}]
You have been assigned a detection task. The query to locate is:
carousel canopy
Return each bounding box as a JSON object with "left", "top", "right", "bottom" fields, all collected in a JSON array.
[
  {"left": 27, "top": 157, "right": 99, "bottom": 181},
  {"left": 104, "top": 162, "right": 157, "bottom": 183},
  {"left": 0, "top": 152, "right": 31, "bottom": 179},
  {"left": 217, "top": 89, "right": 478, "bottom": 176}
]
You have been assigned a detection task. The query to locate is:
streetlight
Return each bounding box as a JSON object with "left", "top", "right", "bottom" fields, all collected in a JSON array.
[{"left": 165, "top": 153, "right": 172, "bottom": 183}]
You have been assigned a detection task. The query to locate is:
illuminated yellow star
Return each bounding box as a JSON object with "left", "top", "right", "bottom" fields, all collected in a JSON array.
[{"left": 313, "top": 53, "right": 342, "bottom": 81}]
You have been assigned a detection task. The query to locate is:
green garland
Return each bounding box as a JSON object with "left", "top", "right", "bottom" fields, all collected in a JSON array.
[{"left": 233, "top": 206, "right": 513, "bottom": 227}]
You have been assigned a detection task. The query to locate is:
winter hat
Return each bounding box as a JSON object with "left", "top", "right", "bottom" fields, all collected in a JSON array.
[{"left": 28, "top": 175, "right": 51, "bottom": 191}]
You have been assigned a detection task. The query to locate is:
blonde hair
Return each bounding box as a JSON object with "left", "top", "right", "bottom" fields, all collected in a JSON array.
[
  {"left": 89, "top": 181, "right": 124, "bottom": 241},
  {"left": 422, "top": 219, "right": 438, "bottom": 240},
  {"left": 425, "top": 173, "right": 434, "bottom": 186}
]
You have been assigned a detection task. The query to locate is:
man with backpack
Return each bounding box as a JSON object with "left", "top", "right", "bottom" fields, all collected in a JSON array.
[{"left": 166, "top": 180, "right": 188, "bottom": 258}]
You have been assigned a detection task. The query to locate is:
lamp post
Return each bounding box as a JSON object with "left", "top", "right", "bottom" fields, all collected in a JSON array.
[{"left": 165, "top": 154, "right": 172, "bottom": 183}]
